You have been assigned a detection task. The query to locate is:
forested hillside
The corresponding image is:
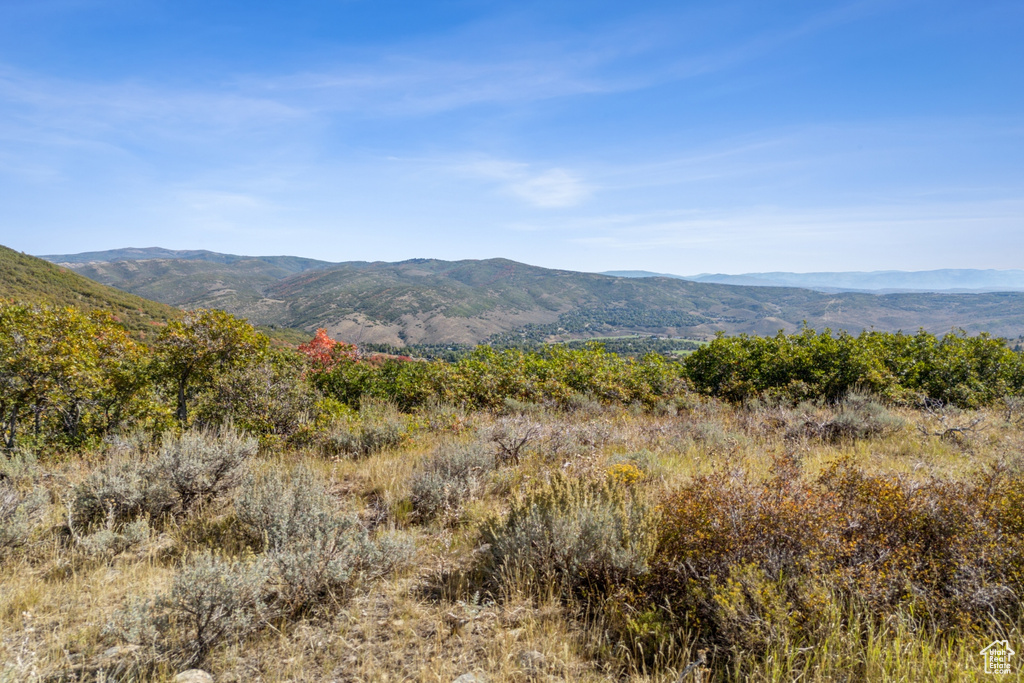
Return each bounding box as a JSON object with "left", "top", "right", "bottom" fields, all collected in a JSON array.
[{"left": 0, "top": 245, "right": 179, "bottom": 335}]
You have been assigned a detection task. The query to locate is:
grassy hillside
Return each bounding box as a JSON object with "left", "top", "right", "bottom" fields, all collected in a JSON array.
[
  {"left": 42, "top": 250, "right": 1024, "bottom": 344},
  {"left": 0, "top": 245, "right": 180, "bottom": 336},
  {"left": 64, "top": 257, "right": 304, "bottom": 316}
]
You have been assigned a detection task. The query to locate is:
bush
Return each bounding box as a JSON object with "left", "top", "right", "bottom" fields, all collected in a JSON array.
[
  {"left": 109, "top": 552, "right": 270, "bottom": 668},
  {"left": 78, "top": 517, "right": 151, "bottom": 558},
  {"left": 490, "top": 416, "right": 540, "bottom": 465},
  {"left": 410, "top": 442, "right": 493, "bottom": 523},
  {"left": 688, "top": 420, "right": 746, "bottom": 455},
  {"left": 192, "top": 351, "right": 317, "bottom": 438},
  {"left": 0, "top": 479, "right": 47, "bottom": 556},
  {"left": 560, "top": 392, "right": 609, "bottom": 417},
  {"left": 649, "top": 459, "right": 1024, "bottom": 655},
  {"left": 607, "top": 450, "right": 661, "bottom": 480},
  {"left": 236, "top": 465, "right": 409, "bottom": 616},
  {"left": 72, "top": 457, "right": 169, "bottom": 529},
  {"left": 654, "top": 458, "right": 817, "bottom": 583},
  {"left": 153, "top": 429, "right": 255, "bottom": 514},
  {"left": 320, "top": 404, "right": 407, "bottom": 457},
  {"left": 0, "top": 448, "right": 42, "bottom": 488},
  {"left": 311, "top": 344, "right": 687, "bottom": 412},
  {"left": 73, "top": 429, "right": 253, "bottom": 531},
  {"left": 822, "top": 392, "right": 904, "bottom": 441},
  {"left": 783, "top": 392, "right": 905, "bottom": 442},
  {"left": 481, "top": 471, "right": 658, "bottom": 598},
  {"left": 685, "top": 328, "right": 1024, "bottom": 407},
  {"left": 498, "top": 396, "right": 549, "bottom": 418},
  {"left": 414, "top": 398, "right": 472, "bottom": 434}
]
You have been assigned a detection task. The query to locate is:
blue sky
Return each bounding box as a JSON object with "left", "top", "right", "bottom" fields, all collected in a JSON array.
[{"left": 0, "top": 0, "right": 1022, "bottom": 274}]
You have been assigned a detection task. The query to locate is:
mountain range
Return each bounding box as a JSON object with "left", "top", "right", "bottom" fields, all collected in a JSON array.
[
  {"left": 30, "top": 247, "right": 1024, "bottom": 344},
  {"left": 602, "top": 269, "right": 1024, "bottom": 293}
]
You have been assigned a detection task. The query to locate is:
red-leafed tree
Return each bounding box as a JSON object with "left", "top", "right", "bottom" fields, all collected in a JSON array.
[{"left": 298, "top": 329, "right": 356, "bottom": 371}]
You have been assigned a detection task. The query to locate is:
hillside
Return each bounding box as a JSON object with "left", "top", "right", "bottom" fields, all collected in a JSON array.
[
  {"left": 0, "top": 245, "right": 180, "bottom": 336},
  {"left": 39, "top": 249, "right": 1024, "bottom": 344}
]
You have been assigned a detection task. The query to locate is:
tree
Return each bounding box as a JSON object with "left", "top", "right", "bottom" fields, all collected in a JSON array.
[
  {"left": 297, "top": 329, "right": 356, "bottom": 372},
  {"left": 154, "top": 309, "right": 269, "bottom": 424},
  {"left": 0, "top": 301, "right": 149, "bottom": 451},
  {"left": 193, "top": 350, "right": 317, "bottom": 438}
]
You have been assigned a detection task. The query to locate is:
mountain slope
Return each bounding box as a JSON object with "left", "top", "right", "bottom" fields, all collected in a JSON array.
[
  {"left": 39, "top": 249, "right": 1024, "bottom": 343},
  {"left": 0, "top": 245, "right": 180, "bottom": 335},
  {"left": 62, "top": 257, "right": 312, "bottom": 317}
]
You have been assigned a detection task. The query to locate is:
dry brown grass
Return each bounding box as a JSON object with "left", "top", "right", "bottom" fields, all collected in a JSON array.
[{"left": 2, "top": 398, "right": 1022, "bottom": 682}]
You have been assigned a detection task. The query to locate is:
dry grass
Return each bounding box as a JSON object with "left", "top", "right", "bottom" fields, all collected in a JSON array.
[{"left": 1, "top": 398, "right": 1022, "bottom": 682}]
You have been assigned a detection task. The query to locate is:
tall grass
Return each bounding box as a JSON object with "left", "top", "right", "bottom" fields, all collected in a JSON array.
[{"left": 2, "top": 397, "right": 1022, "bottom": 681}]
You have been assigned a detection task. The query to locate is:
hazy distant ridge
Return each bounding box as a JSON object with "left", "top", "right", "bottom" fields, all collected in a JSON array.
[
  {"left": 42, "top": 247, "right": 334, "bottom": 275},
  {"left": 603, "top": 269, "right": 1024, "bottom": 293}
]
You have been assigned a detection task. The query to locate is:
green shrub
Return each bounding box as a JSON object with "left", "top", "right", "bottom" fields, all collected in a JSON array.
[
  {"left": 481, "top": 471, "right": 658, "bottom": 597},
  {"left": 312, "top": 344, "right": 687, "bottom": 412},
  {"left": 687, "top": 419, "right": 747, "bottom": 456},
  {"left": 685, "top": 328, "right": 1024, "bottom": 407},
  {"left": 414, "top": 399, "right": 472, "bottom": 434},
  {"left": 235, "top": 466, "right": 327, "bottom": 552},
  {"left": 0, "top": 451, "right": 47, "bottom": 554},
  {"left": 0, "top": 448, "right": 43, "bottom": 488},
  {"left": 192, "top": 351, "right": 316, "bottom": 438},
  {"left": 561, "top": 392, "right": 611, "bottom": 416},
  {"left": 410, "top": 442, "right": 493, "bottom": 523},
  {"left": 545, "top": 419, "right": 614, "bottom": 460},
  {"left": 73, "top": 429, "right": 253, "bottom": 531},
  {"left": 322, "top": 421, "right": 405, "bottom": 457},
  {"left": 103, "top": 429, "right": 159, "bottom": 459},
  {"left": 498, "top": 396, "right": 548, "bottom": 417},
  {"left": 783, "top": 392, "right": 905, "bottom": 442}
]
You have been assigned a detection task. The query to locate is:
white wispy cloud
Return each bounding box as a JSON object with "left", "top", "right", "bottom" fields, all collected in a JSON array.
[
  {"left": 0, "top": 67, "right": 304, "bottom": 140},
  {"left": 1, "top": 0, "right": 884, "bottom": 139},
  {"left": 254, "top": 56, "right": 614, "bottom": 116},
  {"left": 0, "top": 0, "right": 892, "bottom": 162},
  {"left": 550, "top": 199, "right": 1024, "bottom": 271},
  {"left": 509, "top": 168, "right": 591, "bottom": 208},
  {"left": 459, "top": 159, "right": 592, "bottom": 208}
]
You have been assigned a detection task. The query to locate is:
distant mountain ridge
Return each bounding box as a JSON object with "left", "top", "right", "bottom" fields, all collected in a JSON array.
[
  {"left": 602, "top": 269, "right": 1024, "bottom": 293},
  {"left": 43, "top": 247, "right": 334, "bottom": 275},
  {"left": 36, "top": 248, "right": 1024, "bottom": 343}
]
